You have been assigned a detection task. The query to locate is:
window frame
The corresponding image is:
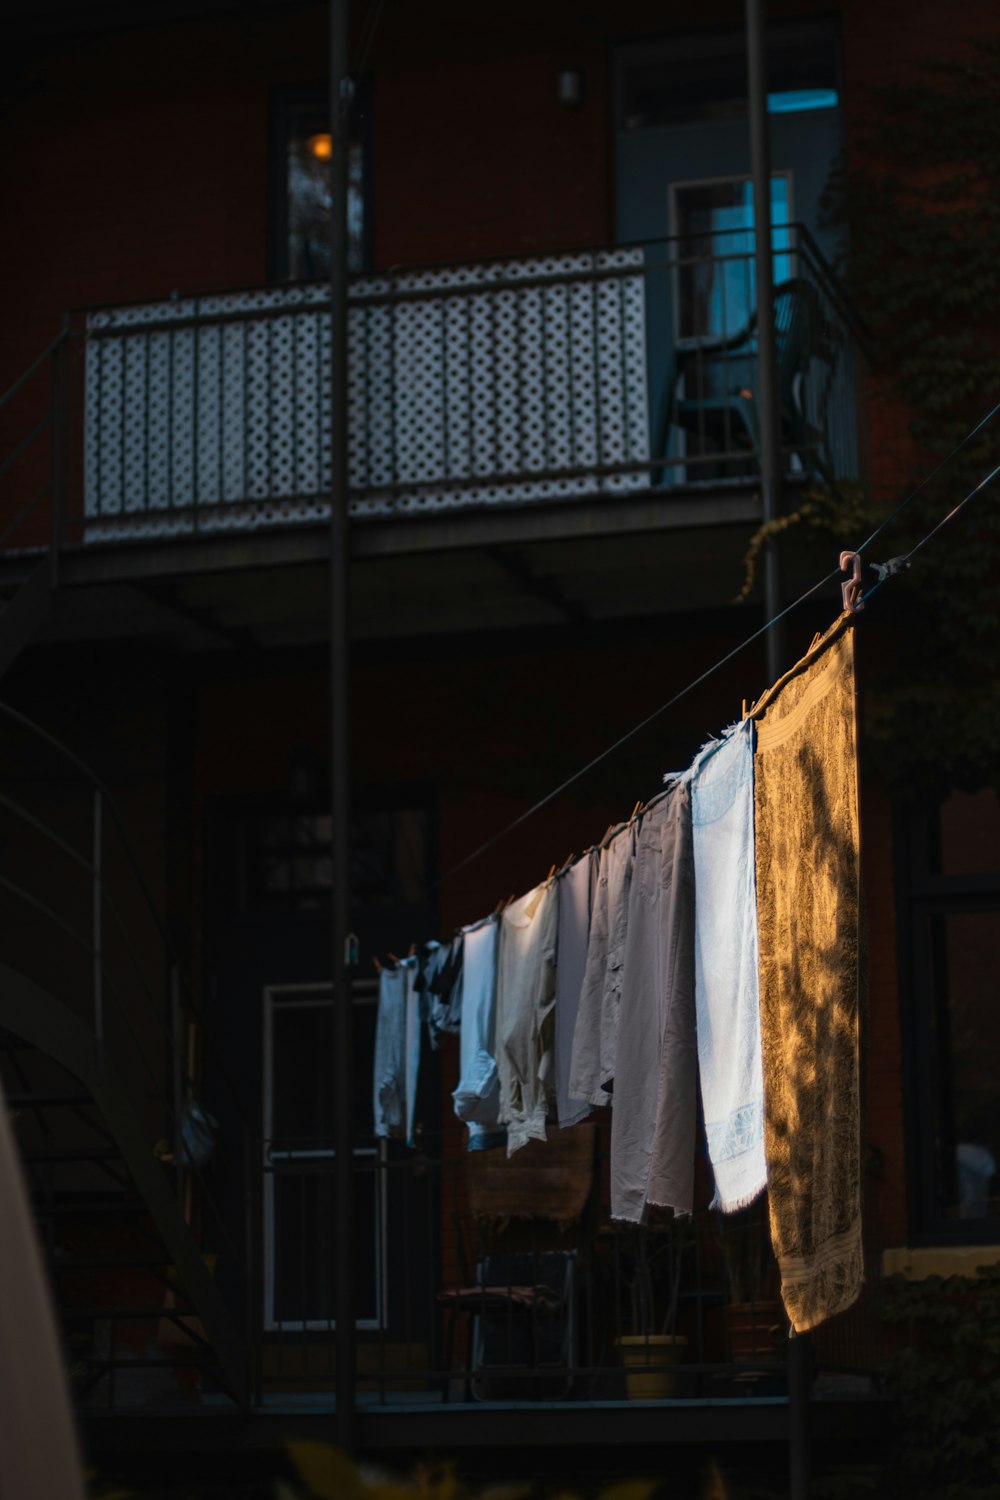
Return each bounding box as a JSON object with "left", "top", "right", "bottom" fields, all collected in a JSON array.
[
  {"left": 897, "top": 801, "right": 1000, "bottom": 1245},
  {"left": 267, "top": 79, "right": 374, "bottom": 285},
  {"left": 262, "top": 979, "right": 387, "bottom": 1332}
]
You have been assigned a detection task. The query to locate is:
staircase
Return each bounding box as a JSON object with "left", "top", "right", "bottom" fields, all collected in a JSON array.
[
  {"left": 0, "top": 322, "right": 254, "bottom": 1412},
  {"left": 0, "top": 975, "right": 249, "bottom": 1409}
]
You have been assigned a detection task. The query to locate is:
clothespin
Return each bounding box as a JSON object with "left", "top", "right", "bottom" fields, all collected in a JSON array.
[
  {"left": 408, "top": 941, "right": 418, "bottom": 958},
  {"left": 372, "top": 956, "right": 383, "bottom": 976},
  {"left": 628, "top": 800, "right": 644, "bottom": 826},
  {"left": 870, "top": 554, "right": 911, "bottom": 582},
  {"left": 556, "top": 852, "right": 575, "bottom": 877},
  {"left": 599, "top": 824, "right": 616, "bottom": 849},
  {"left": 504, "top": 893, "right": 517, "bottom": 910},
  {"left": 492, "top": 898, "right": 505, "bottom": 917},
  {"left": 546, "top": 863, "right": 557, "bottom": 883},
  {"left": 839, "top": 550, "right": 864, "bottom": 613},
  {"left": 387, "top": 950, "right": 400, "bottom": 966}
]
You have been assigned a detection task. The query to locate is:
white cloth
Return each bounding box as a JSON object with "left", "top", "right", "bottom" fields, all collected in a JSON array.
[
  {"left": 452, "top": 916, "right": 503, "bottom": 1143},
  {"left": 555, "top": 852, "right": 595, "bottom": 1127},
  {"left": 496, "top": 880, "right": 558, "bottom": 1155},
  {"left": 691, "top": 721, "right": 767, "bottom": 1211}
]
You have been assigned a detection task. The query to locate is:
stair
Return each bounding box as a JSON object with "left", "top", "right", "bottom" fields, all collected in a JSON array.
[{"left": 0, "top": 967, "right": 250, "bottom": 1411}]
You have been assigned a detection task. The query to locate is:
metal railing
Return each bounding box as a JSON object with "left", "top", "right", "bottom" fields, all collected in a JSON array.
[
  {"left": 0, "top": 700, "right": 253, "bottom": 1402},
  {"left": 0, "top": 228, "right": 870, "bottom": 557},
  {"left": 248, "top": 1125, "right": 885, "bottom": 1409}
]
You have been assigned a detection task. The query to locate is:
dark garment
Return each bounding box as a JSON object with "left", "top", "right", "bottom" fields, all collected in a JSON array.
[
  {"left": 611, "top": 786, "right": 696, "bottom": 1223},
  {"left": 568, "top": 825, "right": 636, "bottom": 1107}
]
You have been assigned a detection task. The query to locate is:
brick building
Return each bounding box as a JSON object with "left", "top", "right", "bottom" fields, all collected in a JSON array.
[{"left": 1, "top": 0, "right": 998, "bottom": 1490}]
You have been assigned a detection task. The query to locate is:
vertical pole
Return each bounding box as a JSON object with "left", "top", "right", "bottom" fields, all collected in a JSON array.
[
  {"left": 745, "top": 0, "right": 785, "bottom": 682},
  {"left": 48, "top": 315, "right": 70, "bottom": 590},
  {"left": 170, "top": 965, "right": 184, "bottom": 1197},
  {"left": 92, "top": 789, "right": 103, "bottom": 1070},
  {"left": 787, "top": 1330, "right": 811, "bottom": 1499},
  {"left": 329, "top": 0, "right": 356, "bottom": 1456}
]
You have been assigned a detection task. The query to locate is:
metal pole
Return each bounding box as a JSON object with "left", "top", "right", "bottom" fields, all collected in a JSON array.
[
  {"left": 92, "top": 789, "right": 104, "bottom": 1071},
  {"left": 170, "top": 965, "right": 184, "bottom": 1197},
  {"left": 787, "top": 1330, "right": 811, "bottom": 1499},
  {"left": 329, "top": 0, "right": 356, "bottom": 1456},
  {"left": 745, "top": 0, "right": 785, "bottom": 682}
]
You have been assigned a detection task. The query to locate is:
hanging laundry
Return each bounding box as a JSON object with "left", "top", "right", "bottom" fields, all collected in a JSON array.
[
  {"left": 373, "top": 962, "right": 409, "bottom": 1139},
  {"left": 401, "top": 955, "right": 421, "bottom": 1147},
  {"left": 452, "top": 915, "right": 505, "bottom": 1152},
  {"left": 554, "top": 850, "right": 596, "bottom": 1128},
  {"left": 422, "top": 936, "right": 463, "bottom": 1050},
  {"left": 612, "top": 785, "right": 696, "bottom": 1222},
  {"left": 753, "top": 613, "right": 862, "bottom": 1333},
  {"left": 496, "top": 879, "right": 559, "bottom": 1155},
  {"left": 689, "top": 720, "right": 767, "bottom": 1212},
  {"left": 569, "top": 823, "right": 636, "bottom": 1107}
]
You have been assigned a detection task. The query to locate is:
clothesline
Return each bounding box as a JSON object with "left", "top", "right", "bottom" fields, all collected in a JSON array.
[
  {"left": 373, "top": 438, "right": 998, "bottom": 1337},
  {"left": 435, "top": 417, "right": 1000, "bottom": 890},
  {"left": 375, "top": 609, "right": 862, "bottom": 1333}
]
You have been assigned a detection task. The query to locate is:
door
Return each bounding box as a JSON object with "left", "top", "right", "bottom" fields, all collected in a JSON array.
[
  {"left": 615, "top": 19, "right": 844, "bottom": 472},
  {"left": 204, "top": 790, "right": 439, "bottom": 1386}
]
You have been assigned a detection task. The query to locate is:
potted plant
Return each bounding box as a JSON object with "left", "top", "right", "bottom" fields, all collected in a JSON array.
[
  {"left": 718, "top": 1197, "right": 783, "bottom": 1362},
  {"left": 615, "top": 1215, "right": 688, "bottom": 1399}
]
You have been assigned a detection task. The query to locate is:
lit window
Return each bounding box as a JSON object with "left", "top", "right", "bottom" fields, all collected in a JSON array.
[{"left": 269, "top": 86, "right": 370, "bottom": 282}]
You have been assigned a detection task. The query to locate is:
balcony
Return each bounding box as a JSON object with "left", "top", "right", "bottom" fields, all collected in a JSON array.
[{"left": 2, "top": 228, "right": 868, "bottom": 563}]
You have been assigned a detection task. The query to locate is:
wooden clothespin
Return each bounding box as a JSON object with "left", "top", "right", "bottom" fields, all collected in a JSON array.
[
  {"left": 546, "top": 863, "right": 557, "bottom": 882},
  {"left": 492, "top": 898, "right": 505, "bottom": 917},
  {"left": 556, "top": 852, "right": 575, "bottom": 877},
  {"left": 372, "top": 956, "right": 383, "bottom": 976},
  {"left": 387, "top": 951, "right": 400, "bottom": 966},
  {"left": 599, "top": 824, "right": 617, "bottom": 849},
  {"left": 408, "top": 941, "right": 418, "bottom": 958},
  {"left": 628, "top": 800, "right": 644, "bottom": 826}
]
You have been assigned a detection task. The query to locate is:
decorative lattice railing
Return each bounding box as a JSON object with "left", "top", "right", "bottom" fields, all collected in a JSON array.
[{"left": 83, "top": 250, "right": 653, "bottom": 541}]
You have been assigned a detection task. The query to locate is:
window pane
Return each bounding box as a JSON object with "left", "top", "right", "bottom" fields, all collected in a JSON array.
[
  {"left": 287, "top": 111, "right": 365, "bottom": 280},
  {"left": 930, "top": 911, "right": 1000, "bottom": 1220},
  {"left": 934, "top": 790, "right": 1000, "bottom": 878},
  {"left": 272, "top": 1160, "right": 378, "bottom": 1324},
  {"left": 674, "top": 176, "right": 791, "bottom": 340},
  {"left": 271, "top": 1002, "right": 334, "bottom": 1144}
]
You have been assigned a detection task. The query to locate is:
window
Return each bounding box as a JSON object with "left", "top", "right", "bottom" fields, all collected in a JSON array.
[
  {"left": 619, "top": 20, "right": 840, "bottom": 131},
  {"left": 671, "top": 174, "right": 793, "bottom": 341},
  {"left": 269, "top": 84, "right": 371, "bottom": 282},
  {"left": 900, "top": 790, "right": 1000, "bottom": 1240},
  {"left": 263, "top": 982, "right": 384, "bottom": 1330}
]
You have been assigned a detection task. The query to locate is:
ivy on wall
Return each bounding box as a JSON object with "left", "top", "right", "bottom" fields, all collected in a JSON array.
[{"left": 826, "top": 39, "right": 1000, "bottom": 793}]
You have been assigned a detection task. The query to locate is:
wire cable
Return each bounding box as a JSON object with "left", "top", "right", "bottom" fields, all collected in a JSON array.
[
  {"left": 437, "top": 564, "right": 840, "bottom": 885},
  {"left": 862, "top": 458, "right": 1000, "bottom": 605},
  {"left": 853, "top": 400, "right": 1000, "bottom": 557},
  {"left": 436, "top": 417, "right": 1000, "bottom": 889}
]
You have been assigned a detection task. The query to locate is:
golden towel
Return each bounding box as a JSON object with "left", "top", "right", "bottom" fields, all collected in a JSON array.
[{"left": 752, "top": 613, "right": 862, "bottom": 1333}]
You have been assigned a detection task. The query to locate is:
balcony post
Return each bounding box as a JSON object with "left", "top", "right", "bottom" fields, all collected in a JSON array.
[
  {"left": 329, "top": 0, "right": 357, "bottom": 1457},
  {"left": 745, "top": 0, "right": 785, "bottom": 681}
]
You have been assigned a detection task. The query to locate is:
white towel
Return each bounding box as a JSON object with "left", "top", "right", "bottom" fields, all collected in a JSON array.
[{"left": 690, "top": 720, "right": 767, "bottom": 1211}]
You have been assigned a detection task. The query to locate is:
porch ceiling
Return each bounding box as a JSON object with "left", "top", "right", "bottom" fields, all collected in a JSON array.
[{"left": 18, "top": 489, "right": 775, "bottom": 653}]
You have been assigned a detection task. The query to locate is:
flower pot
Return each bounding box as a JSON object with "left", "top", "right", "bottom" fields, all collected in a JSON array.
[
  {"left": 726, "top": 1301, "right": 783, "bottom": 1361},
  {"left": 616, "top": 1333, "right": 687, "bottom": 1399}
]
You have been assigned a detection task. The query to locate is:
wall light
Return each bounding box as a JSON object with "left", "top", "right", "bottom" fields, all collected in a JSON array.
[
  {"left": 307, "top": 132, "right": 333, "bottom": 160},
  {"left": 555, "top": 67, "right": 584, "bottom": 108}
]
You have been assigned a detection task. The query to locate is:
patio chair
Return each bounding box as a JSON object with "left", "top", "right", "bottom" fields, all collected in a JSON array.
[{"left": 662, "top": 277, "right": 839, "bottom": 485}]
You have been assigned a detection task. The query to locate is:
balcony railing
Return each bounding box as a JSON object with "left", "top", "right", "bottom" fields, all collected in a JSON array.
[
  {"left": 238, "top": 1126, "right": 884, "bottom": 1415},
  {"left": 0, "top": 226, "right": 867, "bottom": 553}
]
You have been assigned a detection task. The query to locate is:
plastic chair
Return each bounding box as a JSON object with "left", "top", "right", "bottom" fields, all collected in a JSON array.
[{"left": 663, "top": 277, "right": 839, "bottom": 485}]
